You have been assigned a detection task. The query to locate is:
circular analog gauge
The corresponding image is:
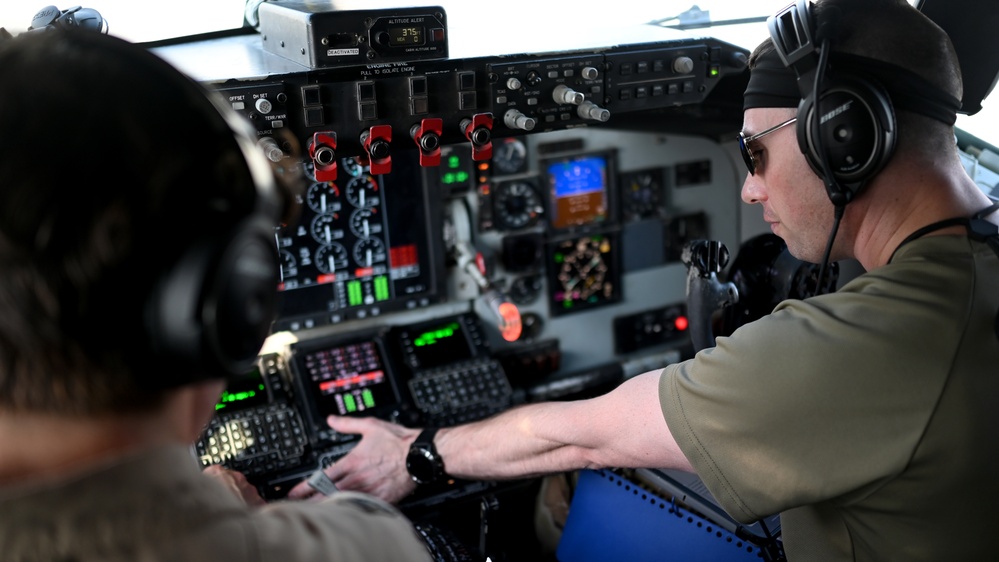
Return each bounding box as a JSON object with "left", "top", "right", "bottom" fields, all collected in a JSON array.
[
  {"left": 494, "top": 180, "right": 543, "bottom": 231},
  {"left": 492, "top": 137, "right": 528, "bottom": 175},
  {"left": 310, "top": 213, "right": 343, "bottom": 245},
  {"left": 306, "top": 181, "right": 341, "bottom": 214},
  {"left": 620, "top": 168, "right": 664, "bottom": 220},
  {"left": 345, "top": 175, "right": 380, "bottom": 208},
  {"left": 315, "top": 243, "right": 349, "bottom": 274},
  {"left": 340, "top": 156, "right": 365, "bottom": 177},
  {"left": 353, "top": 238, "right": 387, "bottom": 267},
  {"left": 303, "top": 161, "right": 317, "bottom": 181},
  {"left": 349, "top": 208, "right": 383, "bottom": 238},
  {"left": 279, "top": 249, "right": 297, "bottom": 279},
  {"left": 509, "top": 274, "right": 543, "bottom": 305}
]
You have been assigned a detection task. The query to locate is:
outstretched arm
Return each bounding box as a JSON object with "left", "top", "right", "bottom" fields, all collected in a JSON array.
[{"left": 288, "top": 368, "right": 691, "bottom": 504}]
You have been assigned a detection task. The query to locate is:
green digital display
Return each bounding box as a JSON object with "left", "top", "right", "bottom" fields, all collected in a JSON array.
[
  {"left": 409, "top": 320, "right": 473, "bottom": 368},
  {"left": 215, "top": 367, "right": 269, "bottom": 411},
  {"left": 414, "top": 321, "right": 460, "bottom": 346},
  {"left": 389, "top": 26, "right": 424, "bottom": 46}
]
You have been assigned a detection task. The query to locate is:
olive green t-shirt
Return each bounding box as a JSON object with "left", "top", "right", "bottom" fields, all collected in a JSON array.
[
  {"left": 0, "top": 445, "right": 433, "bottom": 562},
  {"left": 661, "top": 234, "right": 999, "bottom": 561}
]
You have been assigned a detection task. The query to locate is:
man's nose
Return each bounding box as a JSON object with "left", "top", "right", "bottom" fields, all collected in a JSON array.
[{"left": 741, "top": 172, "right": 765, "bottom": 205}]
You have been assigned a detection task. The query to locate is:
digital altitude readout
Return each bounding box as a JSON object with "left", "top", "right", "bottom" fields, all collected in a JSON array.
[{"left": 389, "top": 26, "right": 424, "bottom": 46}]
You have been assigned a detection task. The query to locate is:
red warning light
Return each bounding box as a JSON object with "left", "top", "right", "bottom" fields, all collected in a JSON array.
[
  {"left": 674, "top": 315, "right": 689, "bottom": 331},
  {"left": 497, "top": 302, "right": 522, "bottom": 342}
]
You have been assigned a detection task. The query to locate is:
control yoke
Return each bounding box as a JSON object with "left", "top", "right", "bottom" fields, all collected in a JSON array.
[{"left": 681, "top": 240, "right": 739, "bottom": 352}]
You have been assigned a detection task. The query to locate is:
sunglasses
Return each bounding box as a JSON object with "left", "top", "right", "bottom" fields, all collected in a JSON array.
[{"left": 738, "top": 116, "right": 797, "bottom": 175}]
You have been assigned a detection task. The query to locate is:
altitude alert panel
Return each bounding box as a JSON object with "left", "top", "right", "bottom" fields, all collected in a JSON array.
[{"left": 259, "top": 2, "right": 448, "bottom": 68}]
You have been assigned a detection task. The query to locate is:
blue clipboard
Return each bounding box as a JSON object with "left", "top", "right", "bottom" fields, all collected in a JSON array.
[{"left": 556, "top": 469, "right": 775, "bottom": 562}]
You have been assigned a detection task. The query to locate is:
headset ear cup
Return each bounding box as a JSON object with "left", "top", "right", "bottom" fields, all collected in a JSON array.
[
  {"left": 796, "top": 96, "right": 822, "bottom": 176},
  {"left": 145, "top": 217, "right": 279, "bottom": 386},
  {"left": 796, "top": 96, "right": 853, "bottom": 206},
  {"left": 798, "top": 76, "right": 896, "bottom": 203},
  {"left": 204, "top": 217, "right": 280, "bottom": 374}
]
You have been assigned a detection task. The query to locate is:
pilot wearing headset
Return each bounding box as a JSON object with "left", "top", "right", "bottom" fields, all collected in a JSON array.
[
  {"left": 290, "top": 0, "right": 999, "bottom": 559},
  {"left": 0, "top": 28, "right": 431, "bottom": 562}
]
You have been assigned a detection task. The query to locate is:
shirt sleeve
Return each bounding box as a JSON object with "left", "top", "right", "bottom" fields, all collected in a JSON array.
[
  {"left": 250, "top": 492, "right": 434, "bottom": 562},
  {"left": 659, "top": 291, "right": 951, "bottom": 524}
]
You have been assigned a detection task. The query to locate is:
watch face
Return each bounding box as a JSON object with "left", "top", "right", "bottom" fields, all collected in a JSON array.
[{"left": 406, "top": 447, "right": 440, "bottom": 484}]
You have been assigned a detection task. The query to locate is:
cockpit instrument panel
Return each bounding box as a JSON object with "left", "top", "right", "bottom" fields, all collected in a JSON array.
[
  {"left": 274, "top": 151, "right": 445, "bottom": 331},
  {"left": 543, "top": 151, "right": 616, "bottom": 232}
]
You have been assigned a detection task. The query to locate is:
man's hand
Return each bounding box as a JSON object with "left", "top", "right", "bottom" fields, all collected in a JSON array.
[
  {"left": 286, "top": 415, "right": 420, "bottom": 504},
  {"left": 202, "top": 464, "right": 266, "bottom": 506}
]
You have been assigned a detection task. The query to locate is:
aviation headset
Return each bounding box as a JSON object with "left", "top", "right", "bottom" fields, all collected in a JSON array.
[
  {"left": 767, "top": 0, "right": 897, "bottom": 206},
  {"left": 144, "top": 99, "right": 285, "bottom": 388},
  {"left": 766, "top": 0, "right": 962, "bottom": 207},
  {"left": 5, "top": 10, "right": 289, "bottom": 389},
  {"left": 27, "top": 5, "right": 108, "bottom": 34},
  {"left": 92, "top": 32, "right": 289, "bottom": 388}
]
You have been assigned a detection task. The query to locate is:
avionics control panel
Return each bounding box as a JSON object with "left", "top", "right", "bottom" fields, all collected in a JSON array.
[
  {"left": 166, "top": 6, "right": 771, "bottom": 559},
  {"left": 197, "top": 312, "right": 513, "bottom": 503},
  {"left": 154, "top": 18, "right": 748, "bottom": 162}
]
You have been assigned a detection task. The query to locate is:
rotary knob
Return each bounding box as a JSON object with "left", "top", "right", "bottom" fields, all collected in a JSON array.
[
  {"left": 673, "top": 56, "right": 694, "bottom": 74},
  {"left": 504, "top": 109, "right": 536, "bottom": 131}
]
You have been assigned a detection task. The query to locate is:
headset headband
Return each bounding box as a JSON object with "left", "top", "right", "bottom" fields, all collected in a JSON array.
[
  {"left": 745, "top": 49, "right": 961, "bottom": 126},
  {"left": 755, "top": 0, "right": 961, "bottom": 125}
]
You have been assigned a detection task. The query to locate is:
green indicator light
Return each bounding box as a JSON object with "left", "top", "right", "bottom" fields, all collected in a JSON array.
[
  {"left": 447, "top": 155, "right": 461, "bottom": 168},
  {"left": 362, "top": 389, "right": 375, "bottom": 407},
  {"left": 344, "top": 394, "right": 357, "bottom": 412},
  {"left": 455, "top": 171, "right": 469, "bottom": 183},
  {"left": 221, "top": 390, "right": 255, "bottom": 404},
  {"left": 216, "top": 388, "right": 258, "bottom": 410},
  {"left": 375, "top": 275, "right": 390, "bottom": 301},
  {"left": 347, "top": 280, "right": 363, "bottom": 306},
  {"left": 442, "top": 172, "right": 456, "bottom": 184},
  {"left": 413, "top": 321, "right": 459, "bottom": 346}
]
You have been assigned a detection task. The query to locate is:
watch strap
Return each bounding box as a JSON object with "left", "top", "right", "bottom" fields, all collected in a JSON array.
[
  {"left": 414, "top": 427, "right": 439, "bottom": 449},
  {"left": 407, "top": 427, "right": 445, "bottom": 484}
]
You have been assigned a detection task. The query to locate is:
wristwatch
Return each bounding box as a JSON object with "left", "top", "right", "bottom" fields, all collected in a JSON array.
[{"left": 406, "top": 427, "right": 445, "bottom": 485}]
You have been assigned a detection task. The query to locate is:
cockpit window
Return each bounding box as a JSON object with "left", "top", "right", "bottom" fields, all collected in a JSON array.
[
  {"left": 0, "top": 1, "right": 245, "bottom": 42},
  {"left": 0, "top": 2, "right": 787, "bottom": 45}
]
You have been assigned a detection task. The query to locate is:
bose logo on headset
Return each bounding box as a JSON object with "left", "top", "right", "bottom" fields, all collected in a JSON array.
[{"left": 820, "top": 100, "right": 853, "bottom": 125}]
